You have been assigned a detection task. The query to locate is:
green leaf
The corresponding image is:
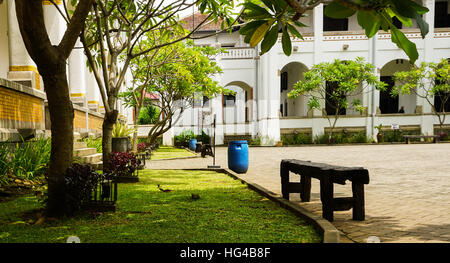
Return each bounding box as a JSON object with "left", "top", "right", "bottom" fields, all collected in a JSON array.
[
  {"left": 250, "top": 21, "right": 271, "bottom": 47},
  {"left": 281, "top": 26, "right": 291, "bottom": 56},
  {"left": 261, "top": 24, "right": 279, "bottom": 54},
  {"left": 260, "top": 0, "right": 275, "bottom": 12},
  {"left": 357, "top": 11, "right": 380, "bottom": 38},
  {"left": 287, "top": 24, "right": 303, "bottom": 40},
  {"left": 324, "top": 2, "right": 356, "bottom": 19},
  {"left": 414, "top": 14, "right": 429, "bottom": 38},
  {"left": 240, "top": 20, "right": 266, "bottom": 35},
  {"left": 243, "top": 2, "right": 271, "bottom": 19},
  {"left": 390, "top": 27, "right": 418, "bottom": 64}
]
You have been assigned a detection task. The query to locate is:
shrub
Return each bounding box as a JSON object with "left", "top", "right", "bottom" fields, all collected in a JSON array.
[
  {"left": 84, "top": 137, "right": 102, "bottom": 153},
  {"left": 108, "top": 152, "right": 138, "bottom": 177},
  {"left": 249, "top": 136, "right": 261, "bottom": 146},
  {"left": 174, "top": 130, "right": 195, "bottom": 147},
  {"left": 138, "top": 105, "right": 160, "bottom": 125},
  {"left": 282, "top": 133, "right": 313, "bottom": 145},
  {"left": 63, "top": 163, "right": 103, "bottom": 215},
  {"left": 112, "top": 122, "right": 135, "bottom": 138},
  {"left": 137, "top": 142, "right": 147, "bottom": 152},
  {"left": 199, "top": 130, "right": 211, "bottom": 144},
  {"left": 0, "top": 137, "right": 51, "bottom": 185}
]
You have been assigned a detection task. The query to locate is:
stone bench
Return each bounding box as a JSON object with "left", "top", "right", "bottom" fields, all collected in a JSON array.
[
  {"left": 403, "top": 135, "right": 440, "bottom": 144},
  {"left": 280, "top": 159, "right": 369, "bottom": 222}
]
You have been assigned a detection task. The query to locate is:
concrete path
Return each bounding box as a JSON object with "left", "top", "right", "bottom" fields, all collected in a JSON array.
[{"left": 147, "top": 144, "right": 450, "bottom": 243}]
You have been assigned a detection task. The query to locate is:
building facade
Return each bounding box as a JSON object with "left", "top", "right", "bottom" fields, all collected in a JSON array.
[
  {"left": 0, "top": 1, "right": 449, "bottom": 145},
  {"left": 0, "top": 0, "right": 133, "bottom": 142},
  {"left": 171, "top": 0, "right": 450, "bottom": 145}
]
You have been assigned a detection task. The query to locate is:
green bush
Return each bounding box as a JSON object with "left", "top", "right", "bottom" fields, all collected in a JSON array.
[
  {"left": 281, "top": 133, "right": 312, "bottom": 145},
  {"left": 0, "top": 137, "right": 51, "bottom": 185},
  {"left": 249, "top": 136, "right": 261, "bottom": 146},
  {"left": 83, "top": 137, "right": 102, "bottom": 153},
  {"left": 174, "top": 130, "right": 195, "bottom": 147},
  {"left": 314, "top": 131, "right": 369, "bottom": 144},
  {"left": 138, "top": 105, "right": 160, "bottom": 125}
]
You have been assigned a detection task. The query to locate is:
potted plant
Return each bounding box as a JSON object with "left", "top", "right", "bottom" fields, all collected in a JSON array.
[
  {"left": 112, "top": 122, "right": 135, "bottom": 152},
  {"left": 108, "top": 152, "right": 139, "bottom": 183},
  {"left": 375, "top": 124, "right": 383, "bottom": 143}
]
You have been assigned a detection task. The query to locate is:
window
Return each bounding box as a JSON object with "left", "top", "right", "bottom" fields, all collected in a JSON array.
[
  {"left": 379, "top": 76, "right": 399, "bottom": 114},
  {"left": 323, "top": 6, "right": 348, "bottom": 31},
  {"left": 435, "top": 1, "right": 450, "bottom": 28},
  {"left": 325, "top": 81, "right": 346, "bottom": 115},
  {"left": 223, "top": 94, "right": 236, "bottom": 107}
]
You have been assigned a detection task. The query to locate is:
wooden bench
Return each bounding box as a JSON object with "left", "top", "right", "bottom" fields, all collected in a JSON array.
[
  {"left": 403, "top": 135, "right": 440, "bottom": 144},
  {"left": 280, "top": 159, "right": 369, "bottom": 222}
]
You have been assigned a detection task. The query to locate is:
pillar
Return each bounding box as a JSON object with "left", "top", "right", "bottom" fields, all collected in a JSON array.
[{"left": 6, "top": 0, "right": 41, "bottom": 91}]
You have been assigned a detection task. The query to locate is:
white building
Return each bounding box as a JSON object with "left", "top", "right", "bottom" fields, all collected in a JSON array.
[
  {"left": 170, "top": 1, "right": 450, "bottom": 145},
  {"left": 0, "top": 1, "right": 449, "bottom": 145},
  {"left": 0, "top": 0, "right": 133, "bottom": 141}
]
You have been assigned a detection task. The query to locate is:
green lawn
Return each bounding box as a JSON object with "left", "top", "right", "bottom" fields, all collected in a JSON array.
[
  {"left": 0, "top": 170, "right": 321, "bottom": 243},
  {"left": 151, "top": 146, "right": 197, "bottom": 160}
]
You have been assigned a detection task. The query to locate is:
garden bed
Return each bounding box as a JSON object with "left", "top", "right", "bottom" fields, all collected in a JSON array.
[{"left": 0, "top": 170, "right": 321, "bottom": 243}]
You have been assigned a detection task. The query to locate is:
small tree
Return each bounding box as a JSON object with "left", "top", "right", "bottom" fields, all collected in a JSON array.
[
  {"left": 288, "top": 57, "right": 385, "bottom": 142},
  {"left": 392, "top": 59, "right": 450, "bottom": 134}
]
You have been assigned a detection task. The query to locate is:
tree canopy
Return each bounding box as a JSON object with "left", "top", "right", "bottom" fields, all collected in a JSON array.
[{"left": 239, "top": 0, "right": 429, "bottom": 63}]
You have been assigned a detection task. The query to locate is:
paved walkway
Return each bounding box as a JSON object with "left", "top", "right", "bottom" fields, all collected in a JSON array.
[{"left": 147, "top": 144, "right": 450, "bottom": 243}]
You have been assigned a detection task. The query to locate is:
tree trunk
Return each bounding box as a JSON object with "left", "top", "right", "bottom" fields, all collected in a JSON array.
[
  {"left": 42, "top": 71, "right": 74, "bottom": 217},
  {"left": 132, "top": 106, "right": 140, "bottom": 152},
  {"left": 102, "top": 110, "right": 119, "bottom": 172}
]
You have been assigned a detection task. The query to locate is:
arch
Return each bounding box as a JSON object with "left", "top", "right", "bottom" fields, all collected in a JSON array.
[
  {"left": 380, "top": 59, "right": 416, "bottom": 114},
  {"left": 222, "top": 81, "right": 253, "bottom": 124},
  {"left": 280, "top": 62, "right": 309, "bottom": 117}
]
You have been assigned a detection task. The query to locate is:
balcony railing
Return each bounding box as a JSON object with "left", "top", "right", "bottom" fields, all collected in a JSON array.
[{"left": 221, "top": 47, "right": 255, "bottom": 60}]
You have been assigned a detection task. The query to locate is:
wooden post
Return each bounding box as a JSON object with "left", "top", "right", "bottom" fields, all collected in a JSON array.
[
  {"left": 300, "top": 174, "right": 311, "bottom": 202},
  {"left": 320, "top": 172, "right": 334, "bottom": 221},
  {"left": 281, "top": 162, "right": 290, "bottom": 200},
  {"left": 352, "top": 182, "right": 365, "bottom": 220}
]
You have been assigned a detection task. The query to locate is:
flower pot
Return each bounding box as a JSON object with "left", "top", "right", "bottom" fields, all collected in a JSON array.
[
  {"left": 112, "top": 137, "right": 130, "bottom": 152},
  {"left": 377, "top": 133, "right": 383, "bottom": 143}
]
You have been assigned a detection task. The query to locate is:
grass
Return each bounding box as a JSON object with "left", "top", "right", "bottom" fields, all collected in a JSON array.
[
  {"left": 151, "top": 146, "right": 197, "bottom": 160},
  {"left": 0, "top": 170, "right": 321, "bottom": 243}
]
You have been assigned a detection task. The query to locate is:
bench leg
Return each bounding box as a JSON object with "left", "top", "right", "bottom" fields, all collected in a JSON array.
[
  {"left": 300, "top": 175, "right": 311, "bottom": 202},
  {"left": 320, "top": 176, "right": 334, "bottom": 222},
  {"left": 280, "top": 164, "right": 290, "bottom": 200},
  {"left": 352, "top": 183, "right": 365, "bottom": 221}
]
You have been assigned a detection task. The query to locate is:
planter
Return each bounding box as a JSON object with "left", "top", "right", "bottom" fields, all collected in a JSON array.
[
  {"left": 377, "top": 133, "right": 383, "bottom": 143},
  {"left": 112, "top": 137, "right": 130, "bottom": 152}
]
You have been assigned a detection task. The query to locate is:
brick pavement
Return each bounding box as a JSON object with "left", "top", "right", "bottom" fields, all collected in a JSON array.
[{"left": 147, "top": 144, "right": 450, "bottom": 243}]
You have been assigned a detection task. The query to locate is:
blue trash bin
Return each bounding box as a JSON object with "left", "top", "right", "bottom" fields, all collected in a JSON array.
[
  {"left": 189, "top": 139, "right": 197, "bottom": 151},
  {"left": 228, "top": 140, "right": 249, "bottom": 174}
]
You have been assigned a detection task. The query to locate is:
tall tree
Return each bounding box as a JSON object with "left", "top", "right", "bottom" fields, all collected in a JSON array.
[
  {"left": 288, "top": 57, "right": 385, "bottom": 142},
  {"left": 14, "top": 0, "right": 95, "bottom": 216},
  {"left": 79, "top": 0, "right": 239, "bottom": 169},
  {"left": 121, "top": 39, "right": 226, "bottom": 147},
  {"left": 392, "top": 59, "right": 450, "bottom": 135}
]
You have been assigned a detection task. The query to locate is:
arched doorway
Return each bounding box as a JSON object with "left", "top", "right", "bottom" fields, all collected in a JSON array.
[
  {"left": 280, "top": 62, "right": 309, "bottom": 117},
  {"left": 380, "top": 59, "right": 416, "bottom": 114},
  {"left": 222, "top": 81, "right": 253, "bottom": 124}
]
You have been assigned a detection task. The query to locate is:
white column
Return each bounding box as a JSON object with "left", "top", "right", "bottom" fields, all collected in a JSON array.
[
  {"left": 311, "top": 3, "right": 325, "bottom": 137},
  {"left": 69, "top": 40, "right": 87, "bottom": 107},
  {"left": 420, "top": 0, "right": 435, "bottom": 135},
  {"left": 86, "top": 70, "right": 101, "bottom": 112},
  {"left": 6, "top": 0, "right": 41, "bottom": 90}
]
